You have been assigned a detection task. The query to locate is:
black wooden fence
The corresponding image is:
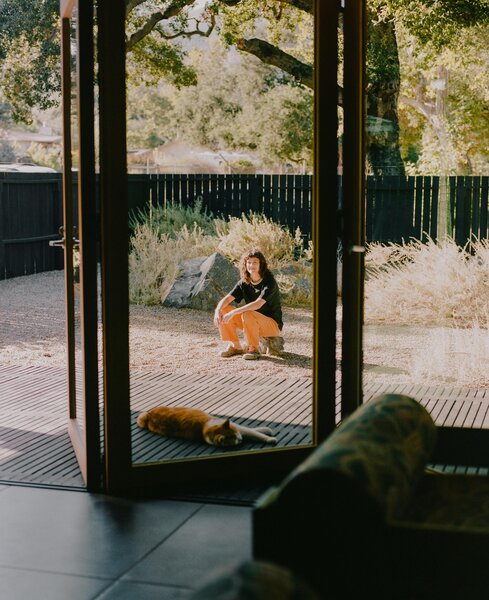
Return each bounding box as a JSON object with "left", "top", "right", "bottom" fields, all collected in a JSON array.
[
  {"left": 0, "top": 173, "right": 63, "bottom": 280},
  {"left": 127, "top": 173, "right": 313, "bottom": 241},
  {"left": 2, "top": 172, "right": 489, "bottom": 279},
  {"left": 366, "top": 175, "right": 489, "bottom": 246}
]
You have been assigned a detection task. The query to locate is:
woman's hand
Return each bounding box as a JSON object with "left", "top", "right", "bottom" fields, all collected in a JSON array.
[
  {"left": 221, "top": 311, "right": 234, "bottom": 324},
  {"left": 214, "top": 308, "right": 223, "bottom": 327}
]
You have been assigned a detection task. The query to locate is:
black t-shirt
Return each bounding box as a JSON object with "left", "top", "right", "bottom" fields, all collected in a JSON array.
[{"left": 229, "top": 272, "right": 283, "bottom": 330}]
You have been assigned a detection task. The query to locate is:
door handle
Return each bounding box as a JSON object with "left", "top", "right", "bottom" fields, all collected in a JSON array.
[
  {"left": 49, "top": 226, "right": 80, "bottom": 249},
  {"left": 49, "top": 226, "right": 66, "bottom": 248},
  {"left": 49, "top": 237, "right": 66, "bottom": 248}
]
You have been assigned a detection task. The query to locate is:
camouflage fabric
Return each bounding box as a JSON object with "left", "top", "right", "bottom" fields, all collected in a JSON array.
[
  {"left": 190, "top": 560, "right": 321, "bottom": 600},
  {"left": 261, "top": 393, "right": 437, "bottom": 520}
]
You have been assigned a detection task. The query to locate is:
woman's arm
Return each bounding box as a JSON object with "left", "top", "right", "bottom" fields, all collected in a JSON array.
[
  {"left": 214, "top": 294, "right": 236, "bottom": 326},
  {"left": 221, "top": 297, "right": 265, "bottom": 324}
]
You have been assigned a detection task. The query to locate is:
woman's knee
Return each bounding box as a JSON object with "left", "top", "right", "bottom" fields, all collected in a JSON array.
[{"left": 241, "top": 311, "right": 257, "bottom": 324}]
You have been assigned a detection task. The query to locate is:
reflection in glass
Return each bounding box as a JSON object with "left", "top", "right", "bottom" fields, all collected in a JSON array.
[
  {"left": 124, "top": 2, "right": 316, "bottom": 464},
  {"left": 363, "top": 5, "right": 489, "bottom": 406},
  {"left": 67, "top": 9, "right": 85, "bottom": 431}
]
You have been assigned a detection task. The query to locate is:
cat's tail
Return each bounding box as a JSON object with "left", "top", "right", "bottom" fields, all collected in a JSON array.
[{"left": 137, "top": 411, "right": 149, "bottom": 429}]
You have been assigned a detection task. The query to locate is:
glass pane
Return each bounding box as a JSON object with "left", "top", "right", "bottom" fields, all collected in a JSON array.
[
  {"left": 68, "top": 8, "right": 85, "bottom": 428},
  {"left": 336, "top": 8, "right": 344, "bottom": 425},
  {"left": 363, "top": 3, "right": 489, "bottom": 439},
  {"left": 124, "top": 2, "right": 316, "bottom": 463}
]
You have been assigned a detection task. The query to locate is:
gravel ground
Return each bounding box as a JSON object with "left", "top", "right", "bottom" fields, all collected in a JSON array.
[
  {"left": 0, "top": 270, "right": 313, "bottom": 379},
  {"left": 4, "top": 270, "right": 480, "bottom": 389}
]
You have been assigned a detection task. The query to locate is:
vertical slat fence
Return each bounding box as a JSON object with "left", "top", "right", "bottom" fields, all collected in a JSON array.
[
  {"left": 2, "top": 172, "right": 489, "bottom": 280},
  {"left": 0, "top": 173, "right": 64, "bottom": 279}
]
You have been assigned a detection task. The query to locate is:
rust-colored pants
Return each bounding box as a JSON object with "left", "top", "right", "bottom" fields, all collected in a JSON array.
[{"left": 218, "top": 306, "right": 280, "bottom": 349}]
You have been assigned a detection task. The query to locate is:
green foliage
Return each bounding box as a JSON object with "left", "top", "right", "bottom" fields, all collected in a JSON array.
[
  {"left": 127, "top": 37, "right": 197, "bottom": 88},
  {"left": 0, "top": 0, "right": 60, "bottom": 123},
  {"left": 126, "top": 86, "right": 172, "bottom": 150},
  {"left": 397, "top": 19, "right": 489, "bottom": 174},
  {"left": 219, "top": 0, "right": 313, "bottom": 64},
  {"left": 130, "top": 198, "right": 218, "bottom": 238},
  {"left": 370, "top": 0, "right": 489, "bottom": 49},
  {"left": 25, "top": 142, "right": 62, "bottom": 171},
  {"left": 160, "top": 43, "right": 313, "bottom": 168}
]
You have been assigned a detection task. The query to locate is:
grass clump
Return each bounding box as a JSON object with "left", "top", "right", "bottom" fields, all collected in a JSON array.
[
  {"left": 129, "top": 221, "right": 218, "bottom": 305},
  {"left": 216, "top": 212, "right": 304, "bottom": 268},
  {"left": 365, "top": 237, "right": 489, "bottom": 328},
  {"left": 130, "top": 198, "right": 219, "bottom": 237}
]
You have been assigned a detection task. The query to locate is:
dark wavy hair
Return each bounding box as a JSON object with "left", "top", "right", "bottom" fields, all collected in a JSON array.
[{"left": 239, "top": 249, "right": 271, "bottom": 283}]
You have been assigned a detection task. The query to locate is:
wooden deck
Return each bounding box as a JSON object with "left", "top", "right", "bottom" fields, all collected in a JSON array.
[
  {"left": 1, "top": 364, "right": 489, "bottom": 489},
  {"left": 130, "top": 370, "right": 312, "bottom": 463}
]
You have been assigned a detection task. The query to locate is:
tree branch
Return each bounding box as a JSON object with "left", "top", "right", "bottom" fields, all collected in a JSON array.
[
  {"left": 155, "top": 15, "right": 216, "bottom": 40},
  {"left": 126, "top": 0, "right": 197, "bottom": 49},
  {"left": 219, "top": 0, "right": 313, "bottom": 14},
  {"left": 236, "top": 38, "right": 313, "bottom": 89}
]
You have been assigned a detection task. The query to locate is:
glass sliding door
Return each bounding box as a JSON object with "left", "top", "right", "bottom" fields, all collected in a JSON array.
[
  {"left": 98, "top": 0, "right": 341, "bottom": 492},
  {"left": 362, "top": 1, "right": 489, "bottom": 465},
  {"left": 58, "top": 0, "right": 101, "bottom": 490}
]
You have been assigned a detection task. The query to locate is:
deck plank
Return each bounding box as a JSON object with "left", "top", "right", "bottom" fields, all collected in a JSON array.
[{"left": 1, "top": 364, "right": 489, "bottom": 488}]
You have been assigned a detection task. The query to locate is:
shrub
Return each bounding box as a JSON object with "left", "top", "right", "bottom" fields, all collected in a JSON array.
[
  {"left": 129, "top": 222, "right": 218, "bottom": 305},
  {"left": 365, "top": 237, "right": 489, "bottom": 328},
  {"left": 216, "top": 212, "right": 304, "bottom": 268},
  {"left": 130, "top": 198, "right": 218, "bottom": 238}
]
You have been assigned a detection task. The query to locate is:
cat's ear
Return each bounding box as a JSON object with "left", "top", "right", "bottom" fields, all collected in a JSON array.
[{"left": 222, "top": 418, "right": 231, "bottom": 428}]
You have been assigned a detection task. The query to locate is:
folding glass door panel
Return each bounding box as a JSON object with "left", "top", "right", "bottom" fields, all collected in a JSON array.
[
  {"left": 361, "top": 1, "right": 489, "bottom": 465},
  {"left": 59, "top": 0, "right": 101, "bottom": 490},
  {"left": 98, "top": 0, "right": 341, "bottom": 492}
]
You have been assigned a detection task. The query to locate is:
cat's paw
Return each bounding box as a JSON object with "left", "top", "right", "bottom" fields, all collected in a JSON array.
[
  {"left": 266, "top": 437, "right": 278, "bottom": 444},
  {"left": 256, "top": 427, "right": 273, "bottom": 435}
]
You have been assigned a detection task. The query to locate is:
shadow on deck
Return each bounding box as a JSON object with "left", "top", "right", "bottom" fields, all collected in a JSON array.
[{"left": 1, "top": 364, "right": 488, "bottom": 491}]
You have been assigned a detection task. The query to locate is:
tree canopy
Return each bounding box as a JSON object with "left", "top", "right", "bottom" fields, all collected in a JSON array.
[{"left": 1, "top": 0, "right": 489, "bottom": 174}]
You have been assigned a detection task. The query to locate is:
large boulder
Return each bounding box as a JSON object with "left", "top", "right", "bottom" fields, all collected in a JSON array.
[{"left": 162, "top": 252, "right": 239, "bottom": 311}]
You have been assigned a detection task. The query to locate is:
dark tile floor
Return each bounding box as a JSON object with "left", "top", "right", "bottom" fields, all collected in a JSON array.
[{"left": 0, "top": 484, "right": 252, "bottom": 599}]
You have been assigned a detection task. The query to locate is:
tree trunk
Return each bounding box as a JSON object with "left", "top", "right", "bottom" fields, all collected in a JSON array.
[{"left": 366, "top": 17, "right": 405, "bottom": 176}]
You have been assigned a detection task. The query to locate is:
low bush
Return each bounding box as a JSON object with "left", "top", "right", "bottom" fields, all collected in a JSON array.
[
  {"left": 129, "top": 203, "right": 313, "bottom": 307},
  {"left": 129, "top": 222, "right": 218, "bottom": 305},
  {"left": 130, "top": 198, "right": 219, "bottom": 238},
  {"left": 365, "top": 237, "right": 489, "bottom": 328},
  {"left": 216, "top": 212, "right": 304, "bottom": 268}
]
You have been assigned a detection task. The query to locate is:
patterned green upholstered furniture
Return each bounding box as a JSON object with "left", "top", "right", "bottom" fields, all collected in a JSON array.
[
  {"left": 190, "top": 559, "right": 321, "bottom": 600},
  {"left": 191, "top": 393, "right": 489, "bottom": 599},
  {"left": 253, "top": 393, "right": 489, "bottom": 600}
]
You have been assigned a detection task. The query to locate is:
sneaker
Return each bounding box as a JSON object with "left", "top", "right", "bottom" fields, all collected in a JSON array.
[
  {"left": 220, "top": 346, "right": 244, "bottom": 358},
  {"left": 243, "top": 350, "right": 261, "bottom": 360}
]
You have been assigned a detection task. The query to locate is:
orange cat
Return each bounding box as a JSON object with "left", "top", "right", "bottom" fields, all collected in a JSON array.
[{"left": 137, "top": 406, "right": 277, "bottom": 447}]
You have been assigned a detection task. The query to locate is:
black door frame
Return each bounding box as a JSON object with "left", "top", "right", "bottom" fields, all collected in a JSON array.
[
  {"left": 96, "top": 0, "right": 342, "bottom": 493},
  {"left": 60, "top": 0, "right": 101, "bottom": 491}
]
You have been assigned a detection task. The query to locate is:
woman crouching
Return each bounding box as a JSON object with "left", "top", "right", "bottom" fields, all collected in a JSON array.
[{"left": 214, "top": 249, "right": 283, "bottom": 360}]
